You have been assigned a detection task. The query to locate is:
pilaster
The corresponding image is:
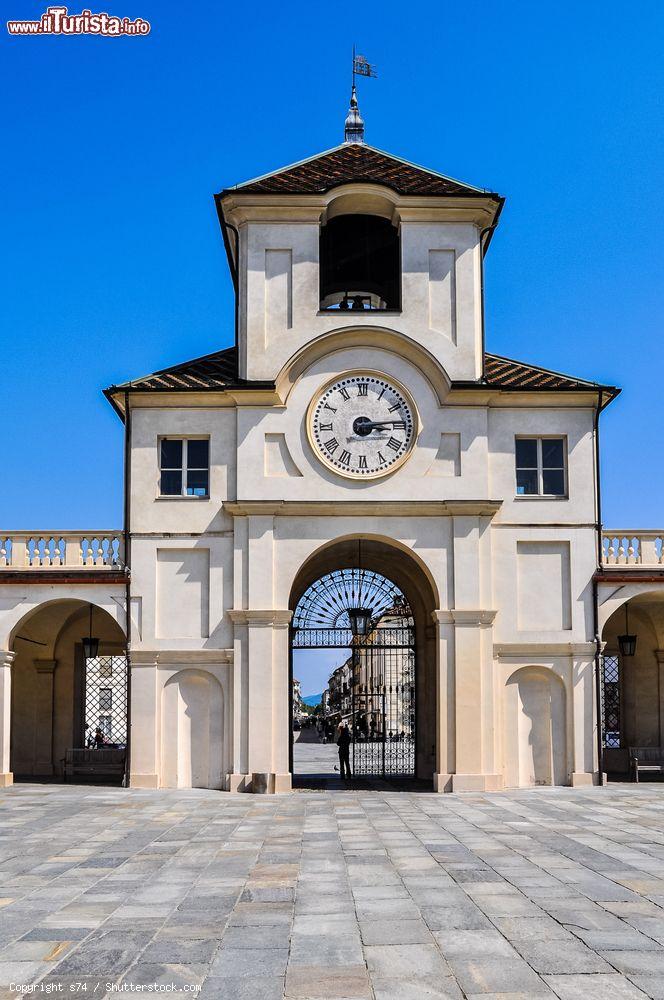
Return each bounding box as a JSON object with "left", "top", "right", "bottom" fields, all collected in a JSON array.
[
  {"left": 572, "top": 651, "right": 597, "bottom": 782},
  {"left": 129, "top": 651, "right": 158, "bottom": 788},
  {"left": 657, "top": 651, "right": 664, "bottom": 750},
  {"left": 229, "top": 610, "right": 293, "bottom": 793},
  {"left": 33, "top": 660, "right": 56, "bottom": 776},
  {"left": 451, "top": 609, "right": 501, "bottom": 791},
  {"left": 432, "top": 610, "right": 454, "bottom": 792},
  {"left": 0, "top": 652, "right": 14, "bottom": 786}
]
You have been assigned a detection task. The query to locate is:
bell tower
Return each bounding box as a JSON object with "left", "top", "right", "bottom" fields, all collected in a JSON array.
[{"left": 215, "top": 98, "right": 503, "bottom": 384}]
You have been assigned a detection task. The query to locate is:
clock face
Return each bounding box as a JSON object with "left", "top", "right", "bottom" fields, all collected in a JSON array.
[{"left": 308, "top": 372, "right": 417, "bottom": 479}]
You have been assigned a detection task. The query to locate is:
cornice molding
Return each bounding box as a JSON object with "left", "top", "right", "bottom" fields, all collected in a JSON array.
[
  {"left": 228, "top": 610, "right": 293, "bottom": 627},
  {"left": 432, "top": 610, "right": 497, "bottom": 627},
  {"left": 453, "top": 610, "right": 497, "bottom": 627},
  {"left": 494, "top": 642, "right": 596, "bottom": 657},
  {"left": 130, "top": 649, "right": 233, "bottom": 665},
  {"left": 224, "top": 500, "right": 502, "bottom": 518},
  {"left": 34, "top": 659, "right": 57, "bottom": 674}
]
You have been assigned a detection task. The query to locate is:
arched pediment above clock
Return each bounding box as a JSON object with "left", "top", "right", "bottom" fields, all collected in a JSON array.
[{"left": 274, "top": 326, "right": 452, "bottom": 406}]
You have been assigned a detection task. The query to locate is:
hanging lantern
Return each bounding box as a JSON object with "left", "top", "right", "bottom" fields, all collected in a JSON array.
[
  {"left": 348, "top": 607, "right": 372, "bottom": 637},
  {"left": 82, "top": 604, "right": 99, "bottom": 660},
  {"left": 618, "top": 602, "right": 637, "bottom": 658}
]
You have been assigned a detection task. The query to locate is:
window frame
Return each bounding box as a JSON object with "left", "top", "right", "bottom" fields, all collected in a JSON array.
[
  {"left": 158, "top": 436, "right": 210, "bottom": 499},
  {"left": 99, "top": 687, "right": 113, "bottom": 712},
  {"left": 514, "top": 435, "right": 568, "bottom": 499}
]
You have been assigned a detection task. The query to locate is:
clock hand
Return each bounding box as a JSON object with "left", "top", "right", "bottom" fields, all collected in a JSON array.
[{"left": 353, "top": 419, "right": 399, "bottom": 431}]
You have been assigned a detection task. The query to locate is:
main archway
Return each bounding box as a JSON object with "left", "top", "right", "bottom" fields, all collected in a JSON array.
[{"left": 288, "top": 537, "right": 438, "bottom": 787}]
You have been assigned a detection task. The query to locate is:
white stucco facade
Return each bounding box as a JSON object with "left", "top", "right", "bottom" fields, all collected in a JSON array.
[{"left": 2, "top": 137, "right": 650, "bottom": 793}]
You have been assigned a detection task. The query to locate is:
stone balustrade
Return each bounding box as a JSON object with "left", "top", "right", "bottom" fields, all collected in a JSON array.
[
  {"left": 0, "top": 533, "right": 124, "bottom": 569},
  {"left": 602, "top": 531, "right": 664, "bottom": 567}
]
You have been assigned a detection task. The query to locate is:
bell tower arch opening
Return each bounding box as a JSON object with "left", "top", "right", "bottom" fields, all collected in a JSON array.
[
  {"left": 319, "top": 189, "right": 401, "bottom": 313},
  {"left": 288, "top": 537, "right": 438, "bottom": 788}
]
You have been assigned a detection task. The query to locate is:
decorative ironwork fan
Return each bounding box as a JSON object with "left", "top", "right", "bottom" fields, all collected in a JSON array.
[{"left": 293, "top": 568, "right": 411, "bottom": 633}]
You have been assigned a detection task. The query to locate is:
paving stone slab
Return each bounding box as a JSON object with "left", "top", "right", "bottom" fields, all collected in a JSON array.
[
  {"left": 285, "top": 964, "right": 371, "bottom": 999},
  {"left": 446, "top": 956, "right": 550, "bottom": 994},
  {"left": 210, "top": 945, "right": 289, "bottom": 977},
  {"left": 198, "top": 975, "right": 285, "bottom": 1000},
  {"left": 364, "top": 943, "right": 452, "bottom": 977},
  {"left": 360, "top": 917, "right": 434, "bottom": 945},
  {"left": 512, "top": 936, "right": 613, "bottom": 974},
  {"left": 542, "top": 973, "right": 651, "bottom": 999},
  {"left": 372, "top": 974, "right": 464, "bottom": 999},
  {"left": 435, "top": 927, "right": 520, "bottom": 958}
]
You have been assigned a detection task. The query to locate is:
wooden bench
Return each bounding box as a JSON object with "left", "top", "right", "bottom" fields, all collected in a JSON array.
[
  {"left": 630, "top": 747, "right": 664, "bottom": 782},
  {"left": 63, "top": 748, "right": 126, "bottom": 783}
]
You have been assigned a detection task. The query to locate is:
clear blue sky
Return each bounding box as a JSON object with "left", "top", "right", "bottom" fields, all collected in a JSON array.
[{"left": 2, "top": 0, "right": 663, "bottom": 528}]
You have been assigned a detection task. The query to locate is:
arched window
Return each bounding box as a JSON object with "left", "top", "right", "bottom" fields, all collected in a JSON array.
[{"left": 319, "top": 213, "right": 400, "bottom": 311}]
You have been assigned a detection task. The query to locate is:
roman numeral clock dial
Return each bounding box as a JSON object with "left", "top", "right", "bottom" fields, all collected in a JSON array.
[{"left": 308, "top": 373, "right": 418, "bottom": 479}]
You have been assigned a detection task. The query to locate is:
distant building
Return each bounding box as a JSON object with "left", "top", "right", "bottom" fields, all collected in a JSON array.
[{"left": 292, "top": 677, "right": 303, "bottom": 718}]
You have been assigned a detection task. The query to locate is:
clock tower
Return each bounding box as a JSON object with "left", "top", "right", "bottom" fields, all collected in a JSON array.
[{"left": 98, "top": 92, "right": 614, "bottom": 795}]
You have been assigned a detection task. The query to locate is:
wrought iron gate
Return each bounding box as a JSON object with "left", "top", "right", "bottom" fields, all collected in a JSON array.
[
  {"left": 350, "top": 628, "right": 415, "bottom": 775},
  {"left": 291, "top": 568, "right": 416, "bottom": 778},
  {"left": 83, "top": 654, "right": 128, "bottom": 748}
]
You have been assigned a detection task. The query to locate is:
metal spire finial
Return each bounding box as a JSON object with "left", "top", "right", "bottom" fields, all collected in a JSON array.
[
  {"left": 344, "top": 46, "right": 375, "bottom": 143},
  {"left": 344, "top": 83, "right": 365, "bottom": 144}
]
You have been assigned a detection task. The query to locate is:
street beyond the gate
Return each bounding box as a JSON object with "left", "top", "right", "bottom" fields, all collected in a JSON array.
[{"left": 2, "top": 785, "right": 664, "bottom": 998}]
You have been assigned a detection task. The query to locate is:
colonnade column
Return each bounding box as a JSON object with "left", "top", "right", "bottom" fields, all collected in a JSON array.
[{"left": 0, "top": 651, "right": 13, "bottom": 786}]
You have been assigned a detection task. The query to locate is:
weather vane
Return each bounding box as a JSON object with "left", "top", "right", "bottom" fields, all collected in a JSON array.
[
  {"left": 345, "top": 47, "right": 377, "bottom": 144},
  {"left": 352, "top": 45, "right": 378, "bottom": 86}
]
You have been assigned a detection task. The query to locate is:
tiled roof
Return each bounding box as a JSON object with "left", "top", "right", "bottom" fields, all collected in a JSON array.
[
  {"left": 110, "top": 347, "right": 239, "bottom": 391},
  {"left": 483, "top": 354, "right": 612, "bottom": 391},
  {"left": 219, "top": 144, "right": 499, "bottom": 198},
  {"left": 107, "top": 347, "right": 615, "bottom": 395}
]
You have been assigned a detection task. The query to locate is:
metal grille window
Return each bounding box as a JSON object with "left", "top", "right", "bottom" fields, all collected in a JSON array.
[
  {"left": 601, "top": 654, "right": 621, "bottom": 749},
  {"left": 84, "top": 655, "right": 128, "bottom": 747},
  {"left": 515, "top": 437, "right": 566, "bottom": 497},
  {"left": 159, "top": 438, "right": 209, "bottom": 497}
]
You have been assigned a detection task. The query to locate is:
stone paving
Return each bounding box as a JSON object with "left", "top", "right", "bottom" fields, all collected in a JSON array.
[
  {"left": 3, "top": 786, "right": 664, "bottom": 998},
  {"left": 293, "top": 726, "right": 339, "bottom": 776}
]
